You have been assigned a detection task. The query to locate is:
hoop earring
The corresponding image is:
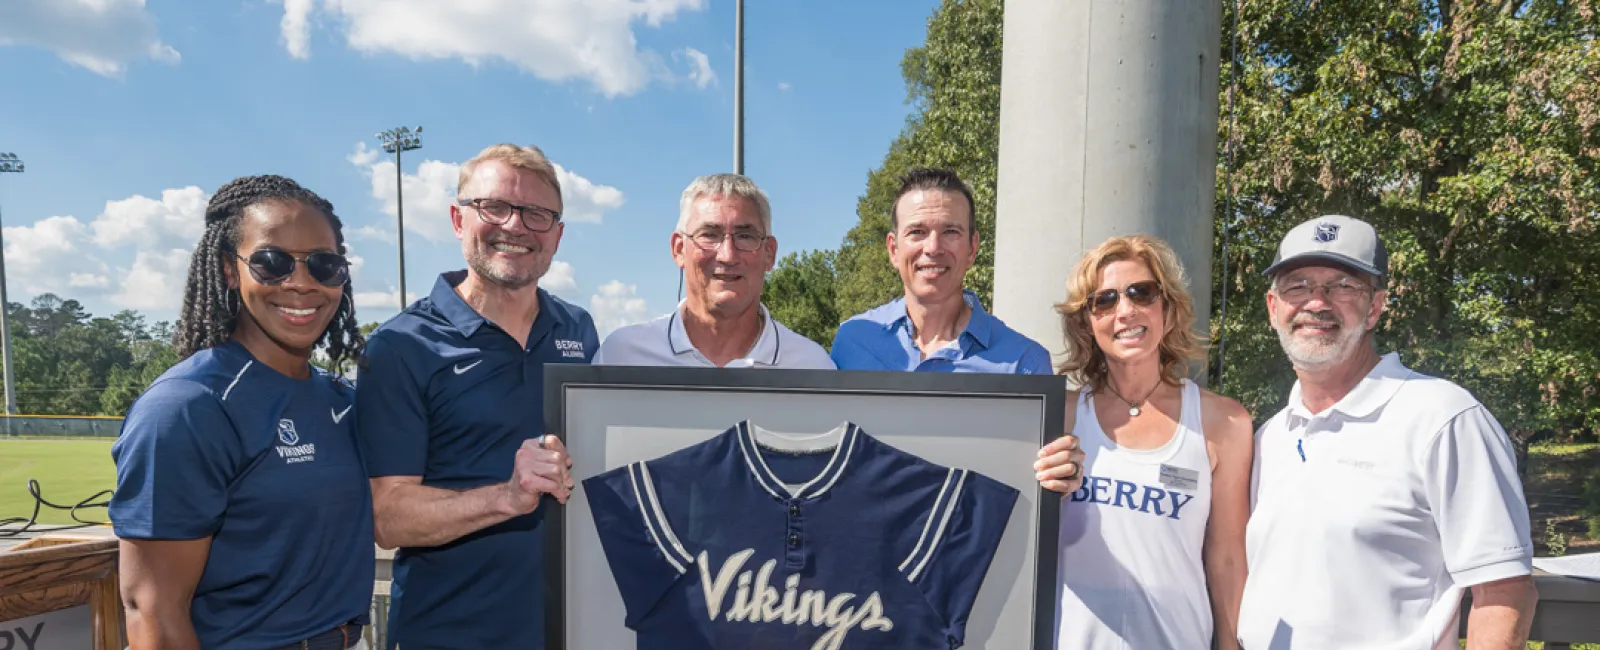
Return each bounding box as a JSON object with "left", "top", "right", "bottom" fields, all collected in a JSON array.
[
  {"left": 339, "top": 293, "right": 352, "bottom": 322},
  {"left": 226, "top": 289, "right": 240, "bottom": 316}
]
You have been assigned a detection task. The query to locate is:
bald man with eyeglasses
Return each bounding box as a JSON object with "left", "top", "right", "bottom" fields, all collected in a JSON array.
[{"left": 592, "top": 173, "right": 834, "bottom": 370}]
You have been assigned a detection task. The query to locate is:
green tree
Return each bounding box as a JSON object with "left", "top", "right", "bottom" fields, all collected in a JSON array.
[
  {"left": 1212, "top": 0, "right": 1600, "bottom": 458},
  {"left": 764, "top": 250, "right": 842, "bottom": 347}
]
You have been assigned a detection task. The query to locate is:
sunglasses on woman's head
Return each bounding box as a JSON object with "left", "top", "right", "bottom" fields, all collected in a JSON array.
[
  {"left": 1088, "top": 280, "right": 1161, "bottom": 315},
  {"left": 233, "top": 248, "right": 350, "bottom": 287}
]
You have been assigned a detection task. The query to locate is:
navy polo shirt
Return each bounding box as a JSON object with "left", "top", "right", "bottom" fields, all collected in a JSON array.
[
  {"left": 108, "top": 339, "right": 375, "bottom": 650},
  {"left": 353, "top": 270, "right": 598, "bottom": 650},
  {"left": 830, "top": 290, "right": 1054, "bottom": 374}
]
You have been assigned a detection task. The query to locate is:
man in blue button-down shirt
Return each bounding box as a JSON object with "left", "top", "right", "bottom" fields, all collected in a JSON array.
[{"left": 830, "top": 168, "right": 1052, "bottom": 374}]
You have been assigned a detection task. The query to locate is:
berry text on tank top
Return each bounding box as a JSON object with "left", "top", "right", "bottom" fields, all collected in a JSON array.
[{"left": 1068, "top": 474, "right": 1197, "bottom": 520}]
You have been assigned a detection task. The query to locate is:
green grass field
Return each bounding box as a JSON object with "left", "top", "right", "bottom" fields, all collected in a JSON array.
[{"left": 0, "top": 438, "right": 116, "bottom": 527}]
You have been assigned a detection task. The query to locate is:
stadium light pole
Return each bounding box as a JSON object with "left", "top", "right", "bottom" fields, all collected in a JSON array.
[
  {"left": 734, "top": 0, "right": 744, "bottom": 175},
  {"left": 376, "top": 126, "right": 422, "bottom": 310},
  {"left": 0, "top": 153, "right": 23, "bottom": 417},
  {"left": 683, "top": 0, "right": 745, "bottom": 302}
]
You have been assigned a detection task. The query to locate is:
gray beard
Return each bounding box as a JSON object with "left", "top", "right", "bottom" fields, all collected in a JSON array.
[
  {"left": 466, "top": 247, "right": 545, "bottom": 290},
  {"left": 1274, "top": 318, "right": 1368, "bottom": 372}
]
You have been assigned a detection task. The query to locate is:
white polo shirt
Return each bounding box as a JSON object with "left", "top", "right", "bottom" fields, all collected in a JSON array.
[
  {"left": 593, "top": 303, "right": 836, "bottom": 369},
  {"left": 1237, "top": 352, "right": 1533, "bottom": 650}
]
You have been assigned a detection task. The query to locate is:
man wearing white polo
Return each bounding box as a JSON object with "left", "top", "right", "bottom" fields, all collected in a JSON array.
[
  {"left": 594, "top": 173, "right": 834, "bottom": 369},
  {"left": 1236, "top": 215, "right": 1538, "bottom": 650}
]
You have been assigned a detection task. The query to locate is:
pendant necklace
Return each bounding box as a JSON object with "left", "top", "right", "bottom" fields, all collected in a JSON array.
[{"left": 1105, "top": 379, "right": 1161, "bottom": 417}]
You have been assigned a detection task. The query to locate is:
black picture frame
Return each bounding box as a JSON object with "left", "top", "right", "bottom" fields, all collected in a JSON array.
[{"left": 542, "top": 363, "right": 1067, "bottom": 649}]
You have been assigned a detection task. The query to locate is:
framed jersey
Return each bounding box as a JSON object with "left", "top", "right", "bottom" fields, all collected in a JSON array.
[{"left": 542, "top": 365, "right": 1066, "bottom": 650}]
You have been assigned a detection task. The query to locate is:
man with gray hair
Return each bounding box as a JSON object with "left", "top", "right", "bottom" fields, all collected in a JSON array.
[
  {"left": 1235, "top": 214, "right": 1537, "bottom": 649},
  {"left": 594, "top": 173, "right": 834, "bottom": 369}
]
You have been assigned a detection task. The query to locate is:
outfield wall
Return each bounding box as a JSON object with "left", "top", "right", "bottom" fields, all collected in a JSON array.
[{"left": 0, "top": 415, "right": 123, "bottom": 438}]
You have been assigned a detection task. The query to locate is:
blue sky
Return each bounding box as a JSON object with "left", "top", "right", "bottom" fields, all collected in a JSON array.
[{"left": 0, "top": 0, "right": 940, "bottom": 336}]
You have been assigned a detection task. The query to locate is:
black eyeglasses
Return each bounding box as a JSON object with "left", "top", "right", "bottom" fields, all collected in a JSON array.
[
  {"left": 1087, "top": 280, "right": 1162, "bottom": 315},
  {"left": 459, "top": 198, "right": 561, "bottom": 232},
  {"left": 233, "top": 249, "right": 350, "bottom": 287}
]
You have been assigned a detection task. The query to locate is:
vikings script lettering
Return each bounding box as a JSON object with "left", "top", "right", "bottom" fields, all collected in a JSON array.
[{"left": 696, "top": 548, "right": 894, "bottom": 650}]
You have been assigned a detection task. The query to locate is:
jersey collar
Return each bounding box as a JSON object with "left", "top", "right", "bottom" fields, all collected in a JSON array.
[
  {"left": 1286, "top": 352, "right": 1412, "bottom": 423},
  {"left": 734, "top": 420, "right": 859, "bottom": 501},
  {"left": 666, "top": 302, "right": 780, "bottom": 366}
]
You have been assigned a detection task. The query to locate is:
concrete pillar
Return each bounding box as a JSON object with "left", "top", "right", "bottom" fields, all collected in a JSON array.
[{"left": 991, "top": 0, "right": 1222, "bottom": 381}]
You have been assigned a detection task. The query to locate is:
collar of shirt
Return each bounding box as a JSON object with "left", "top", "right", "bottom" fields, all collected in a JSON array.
[
  {"left": 426, "top": 270, "right": 565, "bottom": 349},
  {"left": 667, "top": 301, "right": 781, "bottom": 366},
  {"left": 1285, "top": 351, "right": 1412, "bottom": 426},
  {"left": 892, "top": 290, "right": 994, "bottom": 359}
]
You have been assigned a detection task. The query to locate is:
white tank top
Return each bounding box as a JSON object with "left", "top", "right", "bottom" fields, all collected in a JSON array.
[{"left": 1053, "top": 378, "right": 1214, "bottom": 650}]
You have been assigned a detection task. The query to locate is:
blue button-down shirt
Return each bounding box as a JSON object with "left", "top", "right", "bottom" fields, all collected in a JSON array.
[
  {"left": 352, "top": 270, "right": 598, "bottom": 650},
  {"left": 830, "top": 290, "right": 1053, "bottom": 374}
]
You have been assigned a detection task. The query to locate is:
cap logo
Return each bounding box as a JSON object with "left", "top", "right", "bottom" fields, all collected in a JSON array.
[{"left": 1313, "top": 222, "right": 1340, "bottom": 243}]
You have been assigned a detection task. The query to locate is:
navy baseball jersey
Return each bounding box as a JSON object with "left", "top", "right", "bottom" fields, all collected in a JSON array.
[
  {"left": 584, "top": 420, "right": 1018, "bottom": 650},
  {"left": 108, "top": 339, "right": 375, "bottom": 650}
]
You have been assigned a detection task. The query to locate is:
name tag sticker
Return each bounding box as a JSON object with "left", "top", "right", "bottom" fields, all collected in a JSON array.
[{"left": 1158, "top": 464, "right": 1200, "bottom": 491}]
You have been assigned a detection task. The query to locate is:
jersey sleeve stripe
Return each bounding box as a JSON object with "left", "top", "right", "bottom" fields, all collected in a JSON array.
[
  {"left": 220, "top": 360, "right": 253, "bottom": 401},
  {"left": 899, "top": 468, "right": 956, "bottom": 573},
  {"left": 734, "top": 423, "right": 786, "bottom": 501},
  {"left": 908, "top": 469, "right": 969, "bottom": 582},
  {"left": 627, "top": 462, "right": 689, "bottom": 574},
  {"left": 635, "top": 461, "right": 693, "bottom": 568},
  {"left": 799, "top": 422, "right": 859, "bottom": 500}
]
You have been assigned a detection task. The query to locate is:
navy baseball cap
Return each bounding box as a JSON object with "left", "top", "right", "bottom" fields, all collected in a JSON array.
[{"left": 1263, "top": 214, "right": 1388, "bottom": 280}]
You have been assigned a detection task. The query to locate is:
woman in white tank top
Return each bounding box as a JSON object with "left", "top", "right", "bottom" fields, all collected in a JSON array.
[{"left": 1035, "top": 235, "right": 1256, "bottom": 650}]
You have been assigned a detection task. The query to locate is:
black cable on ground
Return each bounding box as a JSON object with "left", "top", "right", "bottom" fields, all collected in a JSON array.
[{"left": 0, "top": 479, "right": 113, "bottom": 537}]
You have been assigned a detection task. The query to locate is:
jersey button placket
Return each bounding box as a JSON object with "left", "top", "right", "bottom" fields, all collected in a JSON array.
[{"left": 784, "top": 499, "right": 805, "bottom": 570}]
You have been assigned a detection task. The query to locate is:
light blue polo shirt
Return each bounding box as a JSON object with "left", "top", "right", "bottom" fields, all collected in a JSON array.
[
  {"left": 352, "top": 270, "right": 599, "bottom": 650},
  {"left": 830, "top": 290, "right": 1053, "bottom": 374}
]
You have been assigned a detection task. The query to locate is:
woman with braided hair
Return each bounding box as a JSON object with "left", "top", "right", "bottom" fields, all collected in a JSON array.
[{"left": 108, "top": 174, "right": 376, "bottom": 650}]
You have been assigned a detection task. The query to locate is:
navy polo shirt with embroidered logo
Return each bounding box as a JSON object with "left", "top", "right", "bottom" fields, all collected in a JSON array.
[
  {"left": 353, "top": 270, "right": 599, "bottom": 650},
  {"left": 108, "top": 339, "right": 375, "bottom": 650}
]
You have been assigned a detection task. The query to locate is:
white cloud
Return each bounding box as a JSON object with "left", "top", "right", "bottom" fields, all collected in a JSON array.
[
  {"left": 346, "top": 142, "right": 379, "bottom": 167},
  {"left": 279, "top": 0, "right": 315, "bottom": 59},
  {"left": 677, "top": 48, "right": 715, "bottom": 89},
  {"left": 778, "top": 81, "right": 792, "bottom": 92},
  {"left": 540, "top": 260, "right": 576, "bottom": 294},
  {"left": 290, "top": 0, "right": 708, "bottom": 97},
  {"left": 553, "top": 164, "right": 625, "bottom": 224},
  {"left": 110, "top": 249, "right": 193, "bottom": 310},
  {"left": 353, "top": 289, "right": 419, "bottom": 312},
  {"left": 351, "top": 224, "right": 395, "bottom": 244},
  {"left": 0, "top": 186, "right": 209, "bottom": 311},
  {"left": 589, "top": 280, "right": 649, "bottom": 338},
  {"left": 0, "top": 0, "right": 180, "bottom": 77},
  {"left": 346, "top": 142, "right": 625, "bottom": 237},
  {"left": 90, "top": 186, "right": 208, "bottom": 250},
  {"left": 2, "top": 216, "right": 108, "bottom": 298}
]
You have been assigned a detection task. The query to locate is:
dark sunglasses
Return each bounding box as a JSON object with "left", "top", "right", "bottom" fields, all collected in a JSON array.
[
  {"left": 1088, "top": 280, "right": 1162, "bottom": 315},
  {"left": 233, "top": 248, "right": 350, "bottom": 287}
]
